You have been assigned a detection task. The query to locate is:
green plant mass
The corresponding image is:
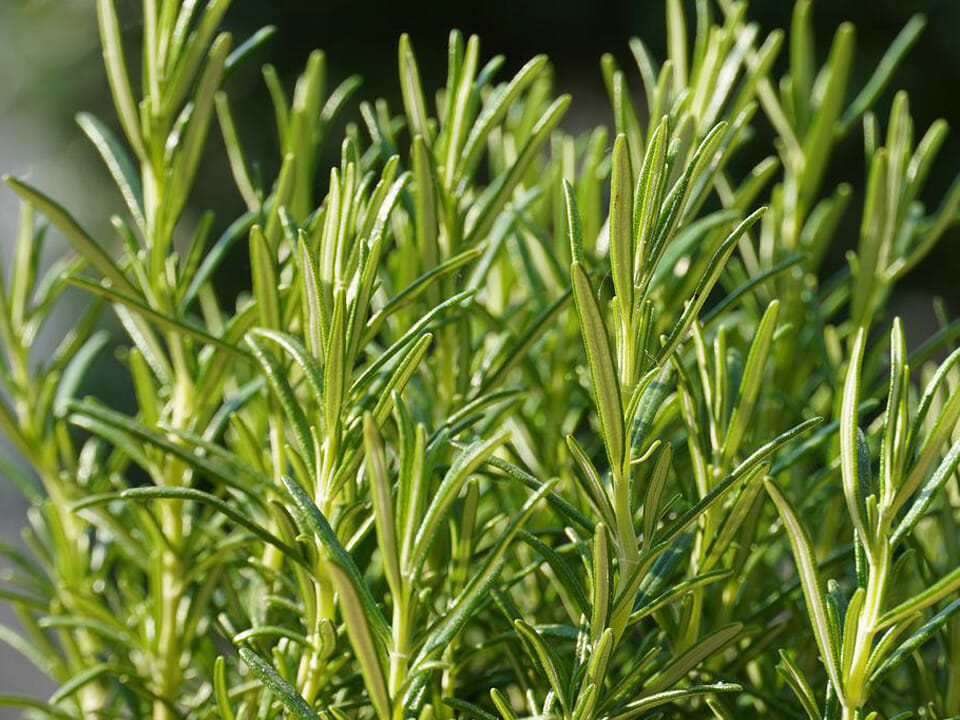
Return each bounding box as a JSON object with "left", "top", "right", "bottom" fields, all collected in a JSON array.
[{"left": 3, "top": 0, "right": 960, "bottom": 718}]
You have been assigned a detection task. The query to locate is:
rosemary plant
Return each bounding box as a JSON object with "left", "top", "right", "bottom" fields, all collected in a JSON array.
[{"left": 1, "top": 1, "right": 960, "bottom": 719}]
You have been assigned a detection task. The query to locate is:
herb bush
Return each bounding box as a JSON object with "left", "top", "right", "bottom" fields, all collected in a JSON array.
[{"left": 2, "top": 1, "right": 960, "bottom": 718}]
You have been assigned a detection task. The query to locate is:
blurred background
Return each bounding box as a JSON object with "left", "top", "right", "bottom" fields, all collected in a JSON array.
[{"left": 1, "top": 0, "right": 959, "bottom": 707}]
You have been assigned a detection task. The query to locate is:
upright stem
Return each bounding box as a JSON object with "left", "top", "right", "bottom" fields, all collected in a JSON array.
[
  {"left": 613, "top": 469, "right": 638, "bottom": 579},
  {"left": 154, "top": 368, "right": 190, "bottom": 720},
  {"left": 844, "top": 543, "right": 890, "bottom": 713},
  {"left": 389, "top": 592, "right": 410, "bottom": 698}
]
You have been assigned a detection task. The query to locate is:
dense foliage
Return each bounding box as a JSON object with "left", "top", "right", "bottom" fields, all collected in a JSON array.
[{"left": 2, "top": 1, "right": 960, "bottom": 718}]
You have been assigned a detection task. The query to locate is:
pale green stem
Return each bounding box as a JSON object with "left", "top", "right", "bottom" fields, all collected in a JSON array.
[{"left": 844, "top": 543, "right": 890, "bottom": 712}]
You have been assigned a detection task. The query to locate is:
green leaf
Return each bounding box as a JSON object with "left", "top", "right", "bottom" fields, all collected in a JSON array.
[
  {"left": 840, "top": 327, "right": 870, "bottom": 546},
  {"left": 168, "top": 32, "right": 231, "bottom": 231},
  {"left": 477, "top": 287, "right": 572, "bottom": 394},
  {"left": 325, "top": 288, "right": 346, "bottom": 433},
  {"left": 657, "top": 207, "right": 766, "bottom": 363},
  {"left": 374, "top": 245, "right": 483, "bottom": 326},
  {"left": 609, "top": 134, "right": 634, "bottom": 307},
  {"left": 457, "top": 54, "right": 548, "bottom": 183},
  {"left": 327, "top": 561, "right": 392, "bottom": 720},
  {"left": 280, "top": 474, "right": 390, "bottom": 643},
  {"left": 70, "top": 275, "right": 246, "bottom": 358},
  {"left": 216, "top": 92, "right": 259, "bottom": 210},
  {"left": 95, "top": 0, "right": 145, "bottom": 159},
  {"left": 244, "top": 334, "right": 316, "bottom": 472},
  {"left": 891, "top": 438, "right": 960, "bottom": 546},
  {"left": 642, "top": 442, "right": 671, "bottom": 548},
  {"left": 250, "top": 225, "right": 280, "bottom": 330},
  {"left": 0, "top": 695, "right": 74, "bottom": 720},
  {"left": 722, "top": 299, "right": 779, "bottom": 463},
  {"left": 633, "top": 116, "right": 668, "bottom": 283},
  {"left": 407, "top": 478, "right": 557, "bottom": 693},
  {"left": 409, "top": 432, "right": 509, "bottom": 574},
  {"left": 790, "top": 1, "right": 815, "bottom": 131},
  {"left": 443, "top": 698, "right": 498, "bottom": 720},
  {"left": 224, "top": 23, "right": 277, "bottom": 73},
  {"left": 629, "top": 569, "right": 733, "bottom": 625},
  {"left": 363, "top": 414, "right": 401, "bottom": 597},
  {"left": 566, "top": 434, "right": 617, "bottom": 531},
  {"left": 50, "top": 663, "right": 132, "bottom": 705},
  {"left": 894, "top": 378, "right": 960, "bottom": 516},
  {"left": 412, "top": 135, "right": 439, "bottom": 277},
  {"left": 53, "top": 330, "right": 110, "bottom": 418},
  {"left": 643, "top": 623, "right": 743, "bottom": 694},
  {"left": 214, "top": 656, "right": 236, "bottom": 720},
  {"left": 800, "top": 23, "right": 854, "bottom": 209},
  {"left": 299, "top": 232, "right": 328, "bottom": 361},
  {"left": 0, "top": 624, "right": 55, "bottom": 674},
  {"left": 765, "top": 477, "right": 844, "bottom": 697},
  {"left": 5, "top": 176, "right": 136, "bottom": 296},
  {"left": 869, "top": 598, "right": 960, "bottom": 689},
  {"left": 666, "top": 0, "right": 689, "bottom": 88},
  {"left": 78, "top": 486, "right": 305, "bottom": 568},
  {"left": 520, "top": 531, "right": 589, "bottom": 617},
  {"left": 776, "top": 650, "right": 821, "bottom": 720},
  {"left": 239, "top": 647, "right": 321, "bottom": 720},
  {"left": 876, "top": 564, "right": 960, "bottom": 630},
  {"left": 592, "top": 522, "right": 611, "bottom": 640},
  {"left": 515, "top": 620, "right": 571, "bottom": 715},
  {"left": 464, "top": 95, "right": 570, "bottom": 246},
  {"left": 68, "top": 401, "right": 263, "bottom": 498},
  {"left": 608, "top": 684, "right": 741, "bottom": 720},
  {"left": 571, "top": 261, "right": 625, "bottom": 476},
  {"left": 77, "top": 113, "right": 145, "bottom": 230},
  {"left": 248, "top": 328, "right": 324, "bottom": 409},
  {"left": 356, "top": 291, "right": 475, "bottom": 393},
  {"left": 490, "top": 689, "right": 517, "bottom": 720},
  {"left": 179, "top": 211, "right": 257, "bottom": 311},
  {"left": 839, "top": 15, "right": 926, "bottom": 137},
  {"left": 659, "top": 417, "right": 821, "bottom": 547},
  {"left": 479, "top": 452, "right": 594, "bottom": 533},
  {"left": 398, "top": 34, "right": 433, "bottom": 145}
]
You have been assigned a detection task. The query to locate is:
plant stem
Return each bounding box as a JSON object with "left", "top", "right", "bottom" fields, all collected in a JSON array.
[{"left": 845, "top": 543, "right": 890, "bottom": 712}]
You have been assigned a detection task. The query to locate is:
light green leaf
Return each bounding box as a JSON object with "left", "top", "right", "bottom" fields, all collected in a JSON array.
[
  {"left": 409, "top": 432, "right": 509, "bottom": 574},
  {"left": 609, "top": 684, "right": 741, "bottom": 720},
  {"left": 722, "top": 299, "right": 779, "bottom": 464},
  {"left": 363, "top": 414, "right": 401, "bottom": 597},
  {"left": 609, "top": 134, "right": 634, "bottom": 307},
  {"left": 839, "top": 15, "right": 926, "bottom": 137},
  {"left": 571, "top": 261, "right": 625, "bottom": 476},
  {"left": 643, "top": 623, "right": 742, "bottom": 694},
  {"left": 876, "top": 565, "right": 960, "bottom": 630},
  {"left": 764, "top": 477, "right": 844, "bottom": 696},
  {"left": 281, "top": 474, "right": 390, "bottom": 643},
  {"left": 5, "top": 176, "right": 136, "bottom": 296},
  {"left": 214, "top": 656, "right": 236, "bottom": 720},
  {"left": 95, "top": 0, "right": 145, "bottom": 159},
  {"left": 327, "top": 562, "right": 392, "bottom": 720},
  {"left": 249, "top": 226, "right": 279, "bottom": 330},
  {"left": 398, "top": 34, "right": 433, "bottom": 145},
  {"left": 776, "top": 650, "right": 821, "bottom": 720},
  {"left": 657, "top": 207, "right": 765, "bottom": 362},
  {"left": 592, "top": 522, "right": 611, "bottom": 641},
  {"left": 869, "top": 598, "right": 960, "bottom": 689},
  {"left": 77, "top": 113, "right": 145, "bottom": 230},
  {"left": 891, "top": 438, "right": 960, "bottom": 545},
  {"left": 239, "top": 647, "right": 321, "bottom": 720},
  {"left": 840, "top": 327, "right": 870, "bottom": 546},
  {"left": 514, "top": 620, "right": 570, "bottom": 715}
]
